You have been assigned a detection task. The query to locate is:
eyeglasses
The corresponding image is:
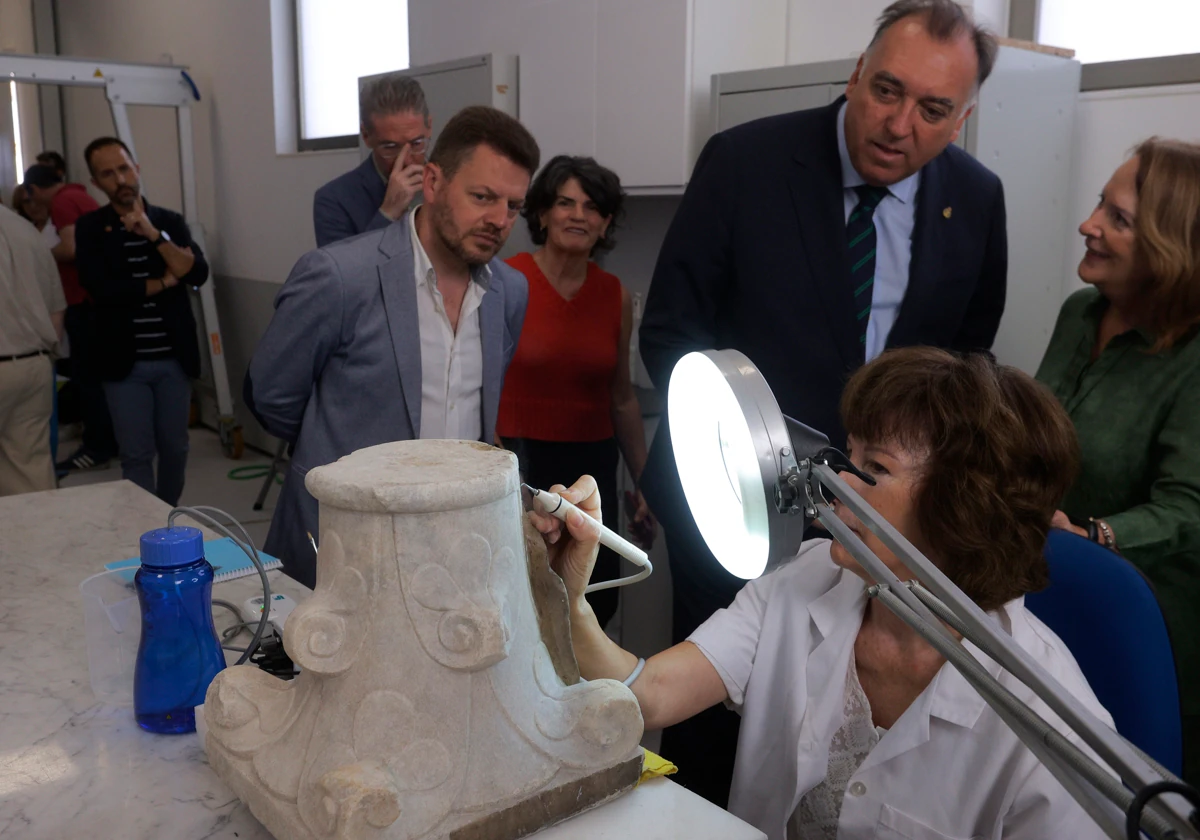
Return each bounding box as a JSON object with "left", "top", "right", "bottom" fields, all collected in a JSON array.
[{"left": 375, "top": 136, "right": 430, "bottom": 160}]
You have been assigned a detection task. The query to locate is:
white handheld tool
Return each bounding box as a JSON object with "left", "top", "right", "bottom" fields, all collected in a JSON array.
[{"left": 523, "top": 484, "right": 653, "bottom": 593}]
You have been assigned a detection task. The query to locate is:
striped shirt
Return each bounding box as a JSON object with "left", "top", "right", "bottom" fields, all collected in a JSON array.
[{"left": 122, "top": 235, "right": 174, "bottom": 360}]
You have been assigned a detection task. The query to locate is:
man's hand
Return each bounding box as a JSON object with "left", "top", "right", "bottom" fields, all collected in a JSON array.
[
  {"left": 379, "top": 160, "right": 424, "bottom": 220},
  {"left": 121, "top": 198, "right": 159, "bottom": 242},
  {"left": 528, "top": 476, "right": 603, "bottom": 609},
  {"left": 146, "top": 271, "right": 179, "bottom": 296}
]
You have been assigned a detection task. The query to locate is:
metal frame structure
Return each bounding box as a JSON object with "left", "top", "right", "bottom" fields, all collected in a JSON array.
[{"left": 0, "top": 53, "right": 243, "bottom": 457}]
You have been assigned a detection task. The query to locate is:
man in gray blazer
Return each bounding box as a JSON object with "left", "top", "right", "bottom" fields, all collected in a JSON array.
[
  {"left": 312, "top": 73, "right": 432, "bottom": 248},
  {"left": 247, "top": 106, "right": 541, "bottom": 587}
]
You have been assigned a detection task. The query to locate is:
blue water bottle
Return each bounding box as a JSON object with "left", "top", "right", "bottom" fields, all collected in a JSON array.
[{"left": 133, "top": 526, "right": 226, "bottom": 734}]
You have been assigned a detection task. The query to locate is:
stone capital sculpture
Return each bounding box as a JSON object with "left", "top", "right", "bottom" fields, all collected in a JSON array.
[{"left": 205, "top": 441, "right": 644, "bottom": 839}]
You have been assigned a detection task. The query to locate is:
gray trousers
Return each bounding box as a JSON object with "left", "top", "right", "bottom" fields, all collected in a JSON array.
[{"left": 103, "top": 359, "right": 191, "bottom": 506}]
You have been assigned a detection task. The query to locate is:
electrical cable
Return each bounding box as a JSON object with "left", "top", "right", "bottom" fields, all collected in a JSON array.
[
  {"left": 1126, "top": 782, "right": 1200, "bottom": 840},
  {"left": 167, "top": 505, "right": 271, "bottom": 665},
  {"left": 211, "top": 598, "right": 256, "bottom": 652}
]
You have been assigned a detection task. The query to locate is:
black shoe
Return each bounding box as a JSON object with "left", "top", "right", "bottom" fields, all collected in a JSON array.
[{"left": 55, "top": 447, "right": 113, "bottom": 472}]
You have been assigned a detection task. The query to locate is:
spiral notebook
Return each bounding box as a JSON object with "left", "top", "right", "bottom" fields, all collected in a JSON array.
[{"left": 104, "top": 537, "right": 282, "bottom": 584}]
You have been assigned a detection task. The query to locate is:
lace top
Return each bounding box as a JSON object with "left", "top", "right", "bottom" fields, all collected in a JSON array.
[{"left": 787, "top": 657, "right": 884, "bottom": 840}]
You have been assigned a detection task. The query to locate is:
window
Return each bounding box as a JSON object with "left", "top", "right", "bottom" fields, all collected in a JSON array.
[
  {"left": 9, "top": 82, "right": 23, "bottom": 177},
  {"left": 1038, "top": 0, "right": 1200, "bottom": 65},
  {"left": 296, "top": 0, "right": 410, "bottom": 149}
]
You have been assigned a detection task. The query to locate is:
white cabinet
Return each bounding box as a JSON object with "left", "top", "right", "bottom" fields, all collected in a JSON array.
[
  {"left": 409, "top": 0, "right": 788, "bottom": 191},
  {"left": 595, "top": 0, "right": 690, "bottom": 189}
]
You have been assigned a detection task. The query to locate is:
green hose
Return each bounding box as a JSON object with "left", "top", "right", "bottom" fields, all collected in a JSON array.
[{"left": 227, "top": 465, "right": 283, "bottom": 484}]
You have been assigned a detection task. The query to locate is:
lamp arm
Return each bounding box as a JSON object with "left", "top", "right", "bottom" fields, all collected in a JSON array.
[
  {"left": 906, "top": 580, "right": 1178, "bottom": 785},
  {"left": 808, "top": 463, "right": 1198, "bottom": 838},
  {"left": 811, "top": 465, "right": 1175, "bottom": 788},
  {"left": 875, "top": 582, "right": 1170, "bottom": 839}
]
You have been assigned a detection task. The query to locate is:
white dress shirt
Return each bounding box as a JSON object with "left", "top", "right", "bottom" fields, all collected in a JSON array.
[
  {"left": 408, "top": 206, "right": 487, "bottom": 441},
  {"left": 836, "top": 103, "right": 920, "bottom": 363},
  {"left": 689, "top": 539, "right": 1114, "bottom": 840}
]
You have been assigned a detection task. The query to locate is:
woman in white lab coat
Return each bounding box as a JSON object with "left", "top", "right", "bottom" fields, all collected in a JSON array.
[{"left": 531, "top": 347, "right": 1113, "bottom": 840}]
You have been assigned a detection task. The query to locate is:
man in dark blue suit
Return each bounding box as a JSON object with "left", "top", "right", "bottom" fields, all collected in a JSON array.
[
  {"left": 639, "top": 0, "right": 1006, "bottom": 806},
  {"left": 313, "top": 73, "right": 432, "bottom": 247}
]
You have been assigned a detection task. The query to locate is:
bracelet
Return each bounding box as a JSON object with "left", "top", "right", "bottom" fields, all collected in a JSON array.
[
  {"left": 622, "top": 657, "right": 646, "bottom": 688},
  {"left": 1095, "top": 518, "right": 1116, "bottom": 551}
]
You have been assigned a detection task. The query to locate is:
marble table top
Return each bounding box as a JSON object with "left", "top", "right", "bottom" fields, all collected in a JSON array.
[{"left": 0, "top": 480, "right": 764, "bottom": 840}]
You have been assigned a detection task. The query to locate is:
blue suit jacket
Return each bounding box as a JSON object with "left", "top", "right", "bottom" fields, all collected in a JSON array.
[
  {"left": 245, "top": 216, "right": 529, "bottom": 586},
  {"left": 639, "top": 98, "right": 1007, "bottom": 578},
  {"left": 313, "top": 156, "right": 393, "bottom": 248}
]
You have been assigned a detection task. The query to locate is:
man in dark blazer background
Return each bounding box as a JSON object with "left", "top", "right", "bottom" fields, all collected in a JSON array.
[
  {"left": 312, "top": 73, "right": 433, "bottom": 248},
  {"left": 639, "top": 0, "right": 1007, "bottom": 806}
]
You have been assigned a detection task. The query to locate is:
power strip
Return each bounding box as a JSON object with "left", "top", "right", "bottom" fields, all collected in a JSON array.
[{"left": 242, "top": 592, "right": 297, "bottom": 636}]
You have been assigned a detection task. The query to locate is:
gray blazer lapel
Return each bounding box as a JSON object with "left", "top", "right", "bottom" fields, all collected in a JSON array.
[
  {"left": 479, "top": 279, "right": 505, "bottom": 444},
  {"left": 377, "top": 217, "right": 422, "bottom": 436}
]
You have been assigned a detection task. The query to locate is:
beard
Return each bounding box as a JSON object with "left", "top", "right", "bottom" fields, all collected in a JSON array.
[
  {"left": 111, "top": 184, "right": 140, "bottom": 210},
  {"left": 429, "top": 201, "right": 503, "bottom": 268}
]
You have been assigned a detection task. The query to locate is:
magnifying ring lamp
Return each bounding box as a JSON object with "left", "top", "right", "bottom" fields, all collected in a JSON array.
[{"left": 667, "top": 348, "right": 1199, "bottom": 840}]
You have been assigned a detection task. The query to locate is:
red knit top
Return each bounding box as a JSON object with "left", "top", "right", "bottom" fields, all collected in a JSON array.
[{"left": 497, "top": 251, "right": 623, "bottom": 442}]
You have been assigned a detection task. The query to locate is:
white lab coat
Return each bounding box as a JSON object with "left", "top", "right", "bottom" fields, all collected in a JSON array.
[{"left": 689, "top": 539, "right": 1114, "bottom": 840}]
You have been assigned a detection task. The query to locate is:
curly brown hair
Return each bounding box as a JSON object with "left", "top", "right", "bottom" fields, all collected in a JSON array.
[{"left": 841, "top": 347, "right": 1080, "bottom": 610}]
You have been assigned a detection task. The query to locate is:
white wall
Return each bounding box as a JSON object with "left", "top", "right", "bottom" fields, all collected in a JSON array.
[
  {"left": 1062, "top": 83, "right": 1200, "bottom": 302},
  {"left": 54, "top": 0, "right": 358, "bottom": 284},
  {"left": 0, "top": 0, "right": 40, "bottom": 195},
  {"left": 786, "top": 0, "right": 1007, "bottom": 65}
]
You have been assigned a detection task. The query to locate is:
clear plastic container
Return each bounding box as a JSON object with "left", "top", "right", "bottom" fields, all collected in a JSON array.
[{"left": 79, "top": 569, "right": 142, "bottom": 707}]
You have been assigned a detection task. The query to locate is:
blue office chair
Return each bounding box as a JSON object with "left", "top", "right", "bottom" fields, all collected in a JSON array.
[{"left": 1025, "top": 528, "right": 1183, "bottom": 777}]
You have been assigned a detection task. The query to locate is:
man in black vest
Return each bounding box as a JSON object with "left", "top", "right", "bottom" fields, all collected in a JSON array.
[{"left": 639, "top": 0, "right": 1007, "bottom": 806}]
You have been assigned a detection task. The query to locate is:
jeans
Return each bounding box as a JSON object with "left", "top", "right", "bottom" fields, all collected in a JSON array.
[
  {"left": 103, "top": 359, "right": 191, "bottom": 505},
  {"left": 64, "top": 303, "right": 118, "bottom": 457}
]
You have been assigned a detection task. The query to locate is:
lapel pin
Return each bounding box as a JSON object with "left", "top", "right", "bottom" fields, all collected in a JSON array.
[{"left": 943, "top": 207, "right": 953, "bottom": 219}]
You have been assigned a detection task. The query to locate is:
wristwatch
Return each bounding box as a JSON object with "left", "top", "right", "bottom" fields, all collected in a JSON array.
[{"left": 152, "top": 229, "right": 171, "bottom": 247}]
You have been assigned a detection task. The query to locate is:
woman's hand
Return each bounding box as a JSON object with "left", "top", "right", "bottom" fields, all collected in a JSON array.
[
  {"left": 625, "top": 489, "right": 656, "bottom": 550},
  {"left": 1051, "top": 510, "right": 1089, "bottom": 539},
  {"left": 528, "top": 476, "right": 603, "bottom": 608}
]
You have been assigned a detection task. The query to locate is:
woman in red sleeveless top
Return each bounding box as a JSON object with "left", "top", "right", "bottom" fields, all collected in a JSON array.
[{"left": 498, "top": 156, "right": 655, "bottom": 627}]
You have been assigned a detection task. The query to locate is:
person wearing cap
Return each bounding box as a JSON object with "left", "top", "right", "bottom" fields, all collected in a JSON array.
[
  {"left": 36, "top": 150, "right": 67, "bottom": 180},
  {"left": 22, "top": 162, "right": 117, "bottom": 474}
]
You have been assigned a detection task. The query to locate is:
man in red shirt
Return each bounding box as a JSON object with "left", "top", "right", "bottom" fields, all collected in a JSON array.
[{"left": 23, "top": 164, "right": 118, "bottom": 471}]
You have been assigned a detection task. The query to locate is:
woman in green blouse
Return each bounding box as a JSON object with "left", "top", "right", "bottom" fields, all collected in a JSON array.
[{"left": 1037, "top": 137, "right": 1200, "bottom": 783}]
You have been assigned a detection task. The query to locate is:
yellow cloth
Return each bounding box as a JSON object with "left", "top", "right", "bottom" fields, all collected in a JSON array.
[{"left": 638, "top": 748, "right": 678, "bottom": 785}]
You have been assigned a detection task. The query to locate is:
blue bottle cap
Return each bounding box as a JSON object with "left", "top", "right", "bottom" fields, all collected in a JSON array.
[{"left": 140, "top": 526, "right": 205, "bottom": 569}]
